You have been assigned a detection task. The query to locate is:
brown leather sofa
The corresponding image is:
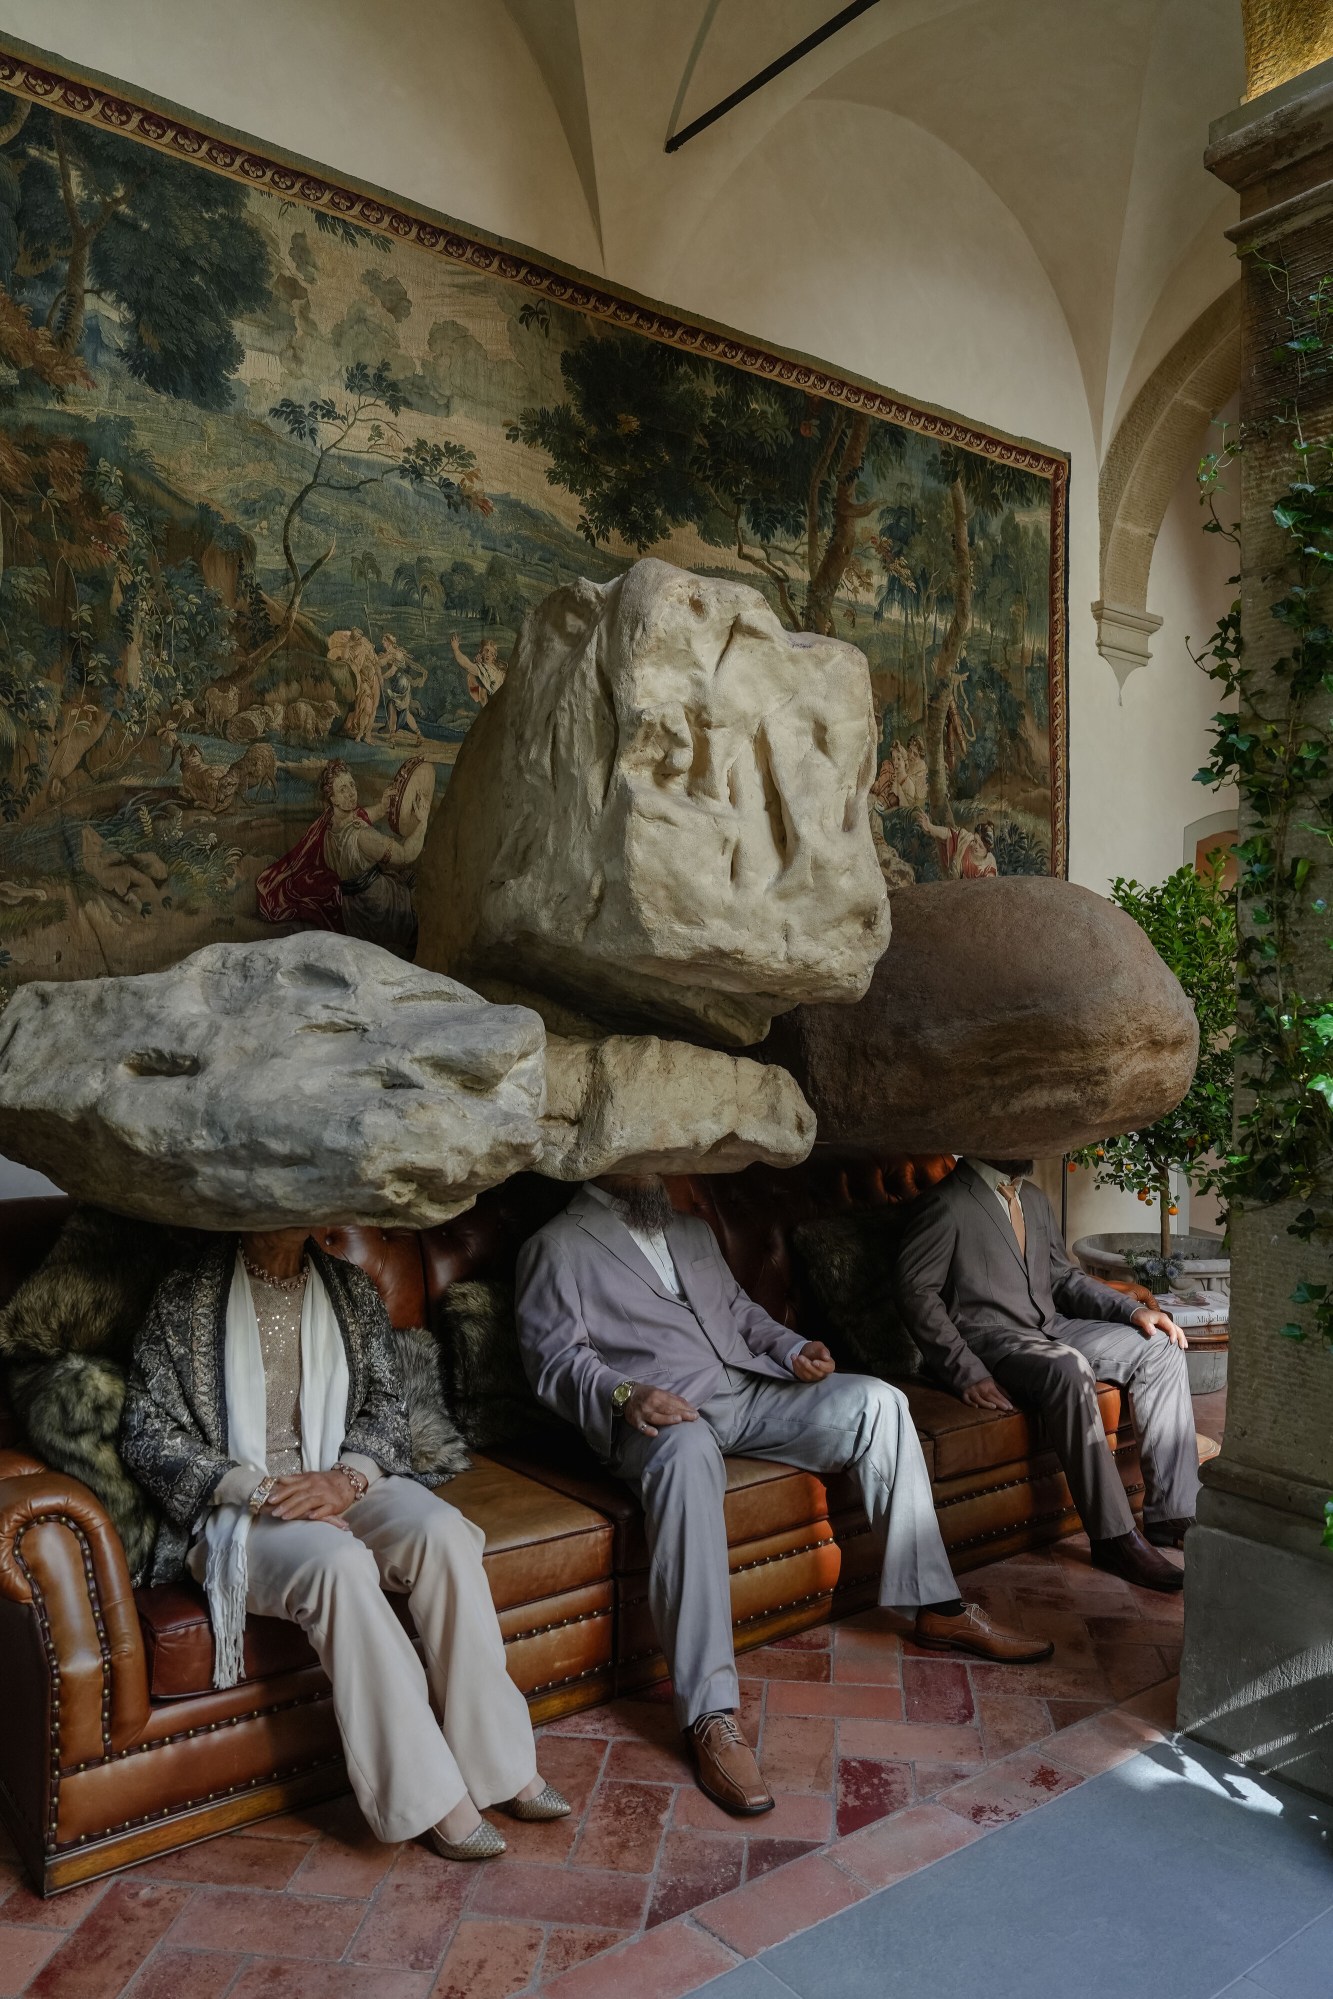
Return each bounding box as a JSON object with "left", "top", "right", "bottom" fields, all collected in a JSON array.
[{"left": 0, "top": 1162, "right": 1142, "bottom": 1894}]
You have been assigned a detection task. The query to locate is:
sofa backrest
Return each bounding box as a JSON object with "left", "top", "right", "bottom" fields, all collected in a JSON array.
[{"left": 0, "top": 1155, "right": 957, "bottom": 1338}]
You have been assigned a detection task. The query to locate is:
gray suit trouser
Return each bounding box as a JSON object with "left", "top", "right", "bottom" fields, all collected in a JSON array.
[
  {"left": 978, "top": 1319, "right": 1199, "bottom": 1541},
  {"left": 608, "top": 1366, "right": 958, "bottom": 1726}
]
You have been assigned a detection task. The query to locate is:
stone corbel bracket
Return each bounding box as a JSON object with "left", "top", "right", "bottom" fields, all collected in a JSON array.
[{"left": 1095, "top": 284, "right": 1241, "bottom": 691}]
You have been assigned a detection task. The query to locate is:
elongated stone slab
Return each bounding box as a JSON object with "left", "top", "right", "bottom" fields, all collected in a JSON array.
[{"left": 537, "top": 1031, "right": 816, "bottom": 1179}]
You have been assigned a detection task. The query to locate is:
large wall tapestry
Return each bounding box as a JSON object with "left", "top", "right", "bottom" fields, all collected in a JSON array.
[{"left": 0, "top": 45, "right": 1068, "bottom": 988}]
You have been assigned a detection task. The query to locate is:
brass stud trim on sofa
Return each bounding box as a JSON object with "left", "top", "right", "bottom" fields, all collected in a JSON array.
[{"left": 55, "top": 1753, "right": 339, "bottom": 1853}]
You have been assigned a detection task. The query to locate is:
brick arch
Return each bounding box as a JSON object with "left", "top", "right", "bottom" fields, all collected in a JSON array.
[{"left": 1093, "top": 286, "right": 1242, "bottom": 688}]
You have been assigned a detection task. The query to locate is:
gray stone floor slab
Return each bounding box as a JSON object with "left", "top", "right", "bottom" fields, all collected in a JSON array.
[
  {"left": 693, "top": 1965, "right": 802, "bottom": 1999},
  {"left": 1242, "top": 1906, "right": 1333, "bottom": 1997},
  {"left": 761, "top": 1741, "right": 1333, "bottom": 1999}
]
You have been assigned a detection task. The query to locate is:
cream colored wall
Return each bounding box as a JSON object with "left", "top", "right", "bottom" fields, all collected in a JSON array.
[
  {"left": 0, "top": 1, "right": 1240, "bottom": 1235},
  {"left": 1064, "top": 412, "right": 1238, "bottom": 1247}
]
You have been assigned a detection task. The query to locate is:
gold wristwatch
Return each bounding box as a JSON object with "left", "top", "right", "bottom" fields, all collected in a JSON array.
[{"left": 611, "top": 1381, "right": 635, "bottom": 1418}]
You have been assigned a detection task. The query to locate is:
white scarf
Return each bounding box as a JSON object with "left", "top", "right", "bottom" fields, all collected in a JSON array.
[{"left": 202, "top": 1251, "right": 350, "bottom": 1689}]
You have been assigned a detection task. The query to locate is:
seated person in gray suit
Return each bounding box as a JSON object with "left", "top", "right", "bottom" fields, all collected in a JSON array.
[
  {"left": 516, "top": 1174, "right": 1050, "bottom": 1818},
  {"left": 895, "top": 1157, "right": 1198, "bottom": 1595}
]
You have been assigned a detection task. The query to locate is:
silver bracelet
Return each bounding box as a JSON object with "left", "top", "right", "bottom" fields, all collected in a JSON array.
[{"left": 248, "top": 1474, "right": 277, "bottom": 1515}]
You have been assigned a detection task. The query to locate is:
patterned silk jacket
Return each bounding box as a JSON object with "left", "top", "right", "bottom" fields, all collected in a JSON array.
[{"left": 122, "top": 1238, "right": 422, "bottom": 1585}]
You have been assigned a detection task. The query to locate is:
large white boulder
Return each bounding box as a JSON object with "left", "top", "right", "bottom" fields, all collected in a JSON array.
[
  {"left": 0, "top": 933, "right": 546, "bottom": 1229},
  {"left": 538, "top": 1031, "right": 816, "bottom": 1180},
  {"left": 417, "top": 558, "right": 890, "bottom": 1047}
]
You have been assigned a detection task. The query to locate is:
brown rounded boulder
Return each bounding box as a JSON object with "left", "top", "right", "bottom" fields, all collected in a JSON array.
[{"left": 764, "top": 877, "right": 1199, "bottom": 1157}]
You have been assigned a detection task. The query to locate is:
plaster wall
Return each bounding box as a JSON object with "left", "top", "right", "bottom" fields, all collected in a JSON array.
[
  {"left": 0, "top": 0, "right": 1240, "bottom": 1232},
  {"left": 1064, "top": 418, "right": 1239, "bottom": 1245}
]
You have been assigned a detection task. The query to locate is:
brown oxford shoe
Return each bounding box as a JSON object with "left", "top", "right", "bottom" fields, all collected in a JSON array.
[
  {"left": 1090, "top": 1528, "right": 1184, "bottom": 1592},
  {"left": 690, "top": 1711, "right": 775, "bottom": 1817},
  {"left": 913, "top": 1602, "right": 1054, "bottom": 1664},
  {"left": 1144, "top": 1517, "right": 1195, "bottom": 1550}
]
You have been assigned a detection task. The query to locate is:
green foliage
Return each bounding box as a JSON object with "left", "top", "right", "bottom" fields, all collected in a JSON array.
[
  {"left": 1191, "top": 256, "right": 1333, "bottom": 1358},
  {"left": 1071, "top": 865, "right": 1237, "bottom": 1247},
  {"left": 990, "top": 819, "right": 1050, "bottom": 876},
  {"left": 508, "top": 332, "right": 910, "bottom": 631},
  {"left": 261, "top": 362, "right": 489, "bottom": 662},
  {"left": 3, "top": 103, "right": 270, "bottom": 405}
]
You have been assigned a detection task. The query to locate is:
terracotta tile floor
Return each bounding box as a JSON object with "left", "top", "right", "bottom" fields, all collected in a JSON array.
[{"left": 0, "top": 1393, "right": 1223, "bottom": 1999}]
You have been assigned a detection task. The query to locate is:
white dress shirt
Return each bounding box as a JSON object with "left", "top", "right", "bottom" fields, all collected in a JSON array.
[
  {"left": 964, "top": 1157, "right": 1026, "bottom": 1229},
  {"left": 583, "top": 1182, "right": 684, "bottom": 1297}
]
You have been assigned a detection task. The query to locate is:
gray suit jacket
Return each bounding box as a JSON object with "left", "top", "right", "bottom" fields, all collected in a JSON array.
[
  {"left": 515, "top": 1189, "right": 805, "bottom": 1457},
  {"left": 893, "top": 1163, "right": 1142, "bottom": 1396}
]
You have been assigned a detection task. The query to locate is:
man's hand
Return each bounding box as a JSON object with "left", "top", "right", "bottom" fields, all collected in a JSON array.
[
  {"left": 624, "top": 1385, "right": 698, "bottom": 1438},
  {"left": 266, "top": 1471, "right": 357, "bottom": 1526},
  {"left": 962, "top": 1378, "right": 1016, "bottom": 1413},
  {"left": 1132, "top": 1306, "right": 1189, "bottom": 1349},
  {"left": 792, "top": 1341, "right": 836, "bottom": 1383}
]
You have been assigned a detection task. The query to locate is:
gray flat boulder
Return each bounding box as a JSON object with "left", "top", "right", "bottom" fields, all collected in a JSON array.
[
  {"left": 765, "top": 877, "right": 1199, "bottom": 1156},
  {"left": 416, "top": 557, "right": 890, "bottom": 1047},
  {"left": 0, "top": 933, "right": 546, "bottom": 1229}
]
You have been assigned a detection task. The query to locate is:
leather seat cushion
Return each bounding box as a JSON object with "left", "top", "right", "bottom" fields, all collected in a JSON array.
[
  {"left": 897, "top": 1376, "right": 1122, "bottom": 1483},
  {"left": 492, "top": 1434, "right": 853, "bottom": 1575},
  {"left": 136, "top": 1456, "right": 613, "bottom": 1698},
  {"left": 137, "top": 1581, "right": 315, "bottom": 1698},
  {"left": 446, "top": 1454, "right": 614, "bottom": 1611}
]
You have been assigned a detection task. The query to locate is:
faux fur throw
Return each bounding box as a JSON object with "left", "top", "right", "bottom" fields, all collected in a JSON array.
[
  {"left": 790, "top": 1214, "right": 924, "bottom": 1382},
  {"left": 440, "top": 1278, "right": 564, "bottom": 1453},
  {"left": 390, "top": 1325, "right": 470, "bottom": 1482},
  {"left": 1, "top": 1207, "right": 204, "bottom": 1583}
]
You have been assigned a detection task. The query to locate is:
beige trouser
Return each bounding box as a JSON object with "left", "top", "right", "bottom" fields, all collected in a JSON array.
[{"left": 191, "top": 1476, "right": 537, "bottom": 1842}]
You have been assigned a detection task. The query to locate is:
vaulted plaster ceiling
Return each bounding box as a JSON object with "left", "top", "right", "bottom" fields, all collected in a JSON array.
[{"left": 503, "top": 0, "right": 1245, "bottom": 453}]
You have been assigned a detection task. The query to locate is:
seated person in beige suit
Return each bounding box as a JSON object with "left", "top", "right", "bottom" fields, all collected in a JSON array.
[
  {"left": 516, "top": 1175, "right": 1051, "bottom": 1819},
  {"left": 895, "top": 1158, "right": 1198, "bottom": 1594},
  {"left": 123, "top": 1228, "right": 568, "bottom": 1863}
]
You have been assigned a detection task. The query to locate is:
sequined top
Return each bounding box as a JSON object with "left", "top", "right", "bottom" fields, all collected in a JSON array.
[{"left": 250, "top": 1267, "right": 307, "bottom": 1478}]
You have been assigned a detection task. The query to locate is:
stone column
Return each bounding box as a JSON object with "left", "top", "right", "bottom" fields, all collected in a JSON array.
[{"left": 1178, "top": 56, "right": 1333, "bottom": 1800}]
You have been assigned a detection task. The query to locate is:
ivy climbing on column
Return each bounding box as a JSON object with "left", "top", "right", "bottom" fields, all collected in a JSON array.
[{"left": 1193, "top": 252, "right": 1333, "bottom": 1360}]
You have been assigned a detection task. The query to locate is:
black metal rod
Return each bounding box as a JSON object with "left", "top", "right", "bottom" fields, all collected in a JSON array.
[{"left": 665, "top": 0, "right": 883, "bottom": 153}]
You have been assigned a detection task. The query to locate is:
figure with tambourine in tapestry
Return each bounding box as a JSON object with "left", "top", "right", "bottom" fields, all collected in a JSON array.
[{"left": 255, "top": 754, "right": 435, "bottom": 958}]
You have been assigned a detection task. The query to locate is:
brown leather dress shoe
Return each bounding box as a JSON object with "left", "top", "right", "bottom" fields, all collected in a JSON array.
[
  {"left": 690, "top": 1712, "right": 775, "bottom": 1817},
  {"left": 1144, "top": 1517, "right": 1195, "bottom": 1550},
  {"left": 914, "top": 1602, "right": 1054, "bottom": 1663},
  {"left": 1090, "top": 1528, "right": 1184, "bottom": 1592}
]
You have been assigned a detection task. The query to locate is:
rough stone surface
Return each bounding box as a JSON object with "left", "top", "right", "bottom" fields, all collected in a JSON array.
[
  {"left": 765, "top": 876, "right": 1199, "bottom": 1156},
  {"left": 1180, "top": 1520, "right": 1333, "bottom": 1803},
  {"left": 416, "top": 557, "right": 890, "bottom": 1047},
  {"left": 537, "top": 1030, "right": 816, "bottom": 1180},
  {"left": 0, "top": 933, "right": 546, "bottom": 1230}
]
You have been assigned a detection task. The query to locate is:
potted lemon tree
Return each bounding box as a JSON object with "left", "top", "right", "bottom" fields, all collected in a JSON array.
[{"left": 1070, "top": 863, "right": 1235, "bottom": 1341}]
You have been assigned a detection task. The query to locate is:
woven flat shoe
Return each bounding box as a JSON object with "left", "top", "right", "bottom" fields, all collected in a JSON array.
[
  {"left": 427, "top": 1820, "right": 507, "bottom": 1861},
  {"left": 501, "top": 1783, "right": 572, "bottom": 1822}
]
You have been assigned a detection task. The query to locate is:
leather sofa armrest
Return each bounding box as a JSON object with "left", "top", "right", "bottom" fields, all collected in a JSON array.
[
  {"left": 0, "top": 1471, "right": 151, "bottom": 1759},
  {"left": 0, "top": 1447, "right": 48, "bottom": 1479}
]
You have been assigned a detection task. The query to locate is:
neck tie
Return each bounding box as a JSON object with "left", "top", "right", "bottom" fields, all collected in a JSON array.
[{"left": 997, "top": 1181, "right": 1027, "bottom": 1258}]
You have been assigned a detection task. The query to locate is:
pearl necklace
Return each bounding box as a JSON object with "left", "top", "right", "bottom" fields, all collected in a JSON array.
[{"left": 242, "top": 1250, "right": 307, "bottom": 1294}]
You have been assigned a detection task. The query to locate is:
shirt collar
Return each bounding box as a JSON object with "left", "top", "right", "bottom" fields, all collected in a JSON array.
[{"left": 965, "top": 1158, "right": 1024, "bottom": 1196}]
